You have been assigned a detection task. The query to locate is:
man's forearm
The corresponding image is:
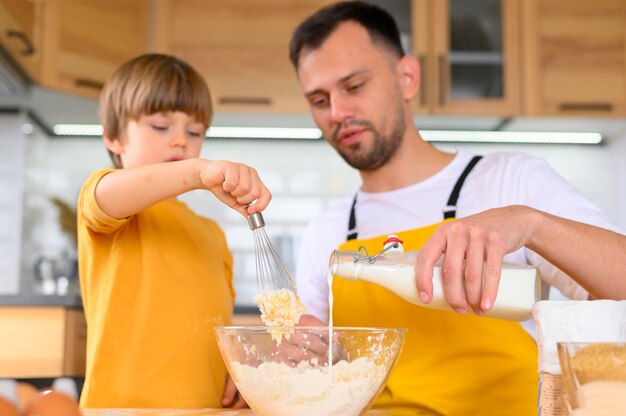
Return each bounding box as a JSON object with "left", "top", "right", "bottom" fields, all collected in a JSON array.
[{"left": 528, "top": 210, "right": 626, "bottom": 299}]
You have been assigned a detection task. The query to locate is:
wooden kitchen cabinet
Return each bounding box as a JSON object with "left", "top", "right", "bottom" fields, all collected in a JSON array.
[
  {"left": 522, "top": 0, "right": 626, "bottom": 117},
  {"left": 0, "top": 0, "right": 42, "bottom": 81},
  {"left": 153, "top": 0, "right": 520, "bottom": 115},
  {"left": 0, "top": 306, "right": 86, "bottom": 378},
  {"left": 411, "top": 0, "right": 521, "bottom": 116},
  {"left": 4, "top": 0, "right": 624, "bottom": 119},
  {"left": 152, "top": 0, "right": 336, "bottom": 113},
  {"left": 38, "top": 0, "right": 149, "bottom": 99}
]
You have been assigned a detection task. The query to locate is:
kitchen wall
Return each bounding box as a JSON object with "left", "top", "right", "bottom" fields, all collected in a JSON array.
[
  {"left": 0, "top": 113, "right": 27, "bottom": 294},
  {"left": 14, "top": 128, "right": 626, "bottom": 305},
  {"left": 615, "top": 136, "right": 626, "bottom": 229}
]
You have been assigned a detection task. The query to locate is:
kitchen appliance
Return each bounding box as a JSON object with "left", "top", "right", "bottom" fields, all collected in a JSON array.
[{"left": 33, "top": 252, "right": 77, "bottom": 295}]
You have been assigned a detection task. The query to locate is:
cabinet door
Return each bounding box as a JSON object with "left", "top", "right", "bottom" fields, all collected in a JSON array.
[
  {"left": 426, "top": 0, "right": 520, "bottom": 115},
  {"left": 153, "top": 0, "right": 333, "bottom": 113},
  {"left": 522, "top": 0, "right": 626, "bottom": 117},
  {"left": 0, "top": 306, "right": 86, "bottom": 378},
  {"left": 411, "top": 0, "right": 433, "bottom": 114},
  {"left": 39, "top": 0, "right": 148, "bottom": 99},
  {"left": 0, "top": 307, "right": 66, "bottom": 378},
  {"left": 0, "top": 0, "right": 41, "bottom": 80},
  {"left": 63, "top": 307, "right": 87, "bottom": 376}
]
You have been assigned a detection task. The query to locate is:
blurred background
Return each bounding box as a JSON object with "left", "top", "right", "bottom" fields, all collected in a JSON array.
[{"left": 0, "top": 0, "right": 625, "bottom": 326}]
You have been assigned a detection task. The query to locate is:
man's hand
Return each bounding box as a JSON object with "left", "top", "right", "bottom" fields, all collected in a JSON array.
[
  {"left": 270, "top": 330, "right": 332, "bottom": 365},
  {"left": 270, "top": 315, "right": 341, "bottom": 366},
  {"left": 414, "top": 206, "right": 536, "bottom": 315}
]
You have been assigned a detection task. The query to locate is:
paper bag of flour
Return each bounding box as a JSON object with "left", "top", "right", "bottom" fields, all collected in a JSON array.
[{"left": 532, "top": 300, "right": 626, "bottom": 416}]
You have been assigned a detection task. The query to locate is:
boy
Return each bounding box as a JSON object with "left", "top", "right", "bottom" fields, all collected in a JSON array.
[{"left": 77, "top": 54, "right": 269, "bottom": 408}]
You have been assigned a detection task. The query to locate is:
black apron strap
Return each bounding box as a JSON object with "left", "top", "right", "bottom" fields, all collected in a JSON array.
[
  {"left": 443, "top": 155, "right": 483, "bottom": 219},
  {"left": 346, "top": 155, "right": 483, "bottom": 239},
  {"left": 347, "top": 193, "right": 358, "bottom": 240}
]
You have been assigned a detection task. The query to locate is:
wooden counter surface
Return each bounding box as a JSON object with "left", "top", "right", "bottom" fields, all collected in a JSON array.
[
  {"left": 83, "top": 411, "right": 252, "bottom": 416},
  {"left": 0, "top": 304, "right": 258, "bottom": 378},
  {"left": 82, "top": 410, "right": 394, "bottom": 415}
]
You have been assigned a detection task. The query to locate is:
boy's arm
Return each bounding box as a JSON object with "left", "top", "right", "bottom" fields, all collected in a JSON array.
[{"left": 95, "top": 158, "right": 270, "bottom": 219}]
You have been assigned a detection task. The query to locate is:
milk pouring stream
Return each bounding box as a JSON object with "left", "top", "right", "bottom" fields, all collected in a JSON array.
[{"left": 329, "top": 236, "right": 540, "bottom": 321}]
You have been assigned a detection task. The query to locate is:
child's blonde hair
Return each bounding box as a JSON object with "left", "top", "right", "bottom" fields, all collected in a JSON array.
[{"left": 99, "top": 53, "right": 213, "bottom": 168}]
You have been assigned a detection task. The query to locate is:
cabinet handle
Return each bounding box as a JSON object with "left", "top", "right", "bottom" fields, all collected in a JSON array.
[
  {"left": 74, "top": 79, "right": 105, "bottom": 90},
  {"left": 418, "top": 55, "right": 426, "bottom": 107},
  {"left": 559, "top": 103, "right": 613, "bottom": 113},
  {"left": 219, "top": 97, "right": 272, "bottom": 106},
  {"left": 438, "top": 55, "right": 447, "bottom": 107},
  {"left": 6, "top": 30, "right": 35, "bottom": 56}
]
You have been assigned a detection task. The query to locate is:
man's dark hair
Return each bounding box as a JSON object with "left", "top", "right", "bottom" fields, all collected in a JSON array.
[{"left": 289, "top": 1, "right": 405, "bottom": 69}]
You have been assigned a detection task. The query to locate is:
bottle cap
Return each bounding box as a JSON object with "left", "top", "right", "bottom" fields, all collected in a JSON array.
[{"left": 383, "top": 235, "right": 404, "bottom": 253}]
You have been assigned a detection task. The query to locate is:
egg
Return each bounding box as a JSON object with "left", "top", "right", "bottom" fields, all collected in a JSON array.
[
  {"left": 16, "top": 382, "right": 39, "bottom": 410},
  {"left": 24, "top": 390, "right": 81, "bottom": 416},
  {"left": 0, "top": 396, "right": 20, "bottom": 416}
]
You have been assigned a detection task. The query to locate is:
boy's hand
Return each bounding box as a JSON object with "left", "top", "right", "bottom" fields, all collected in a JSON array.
[
  {"left": 221, "top": 375, "right": 248, "bottom": 409},
  {"left": 200, "top": 160, "right": 271, "bottom": 217}
]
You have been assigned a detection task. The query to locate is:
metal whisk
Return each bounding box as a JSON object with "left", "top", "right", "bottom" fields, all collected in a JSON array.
[{"left": 247, "top": 212, "right": 298, "bottom": 293}]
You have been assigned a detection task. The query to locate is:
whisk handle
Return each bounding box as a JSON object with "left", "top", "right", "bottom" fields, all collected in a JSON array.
[{"left": 247, "top": 212, "right": 265, "bottom": 230}]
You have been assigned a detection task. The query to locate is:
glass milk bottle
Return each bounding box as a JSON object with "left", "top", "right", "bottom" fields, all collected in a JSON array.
[{"left": 329, "top": 235, "right": 540, "bottom": 321}]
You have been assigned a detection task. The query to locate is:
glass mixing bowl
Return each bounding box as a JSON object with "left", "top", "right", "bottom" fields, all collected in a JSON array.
[{"left": 215, "top": 326, "right": 407, "bottom": 416}]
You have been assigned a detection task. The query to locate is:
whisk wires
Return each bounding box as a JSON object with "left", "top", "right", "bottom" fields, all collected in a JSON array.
[{"left": 248, "top": 212, "right": 297, "bottom": 293}]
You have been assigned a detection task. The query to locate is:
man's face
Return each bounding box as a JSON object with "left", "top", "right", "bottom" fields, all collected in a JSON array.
[{"left": 297, "top": 21, "right": 407, "bottom": 171}]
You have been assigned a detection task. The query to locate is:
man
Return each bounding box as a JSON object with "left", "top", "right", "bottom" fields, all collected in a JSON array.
[{"left": 289, "top": 2, "right": 621, "bottom": 414}]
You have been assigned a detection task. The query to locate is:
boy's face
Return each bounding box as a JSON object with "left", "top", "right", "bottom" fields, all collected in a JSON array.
[{"left": 107, "top": 111, "right": 206, "bottom": 168}]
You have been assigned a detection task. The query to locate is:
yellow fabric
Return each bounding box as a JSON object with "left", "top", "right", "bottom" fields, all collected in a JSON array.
[
  {"left": 78, "top": 169, "right": 234, "bottom": 408},
  {"left": 334, "top": 220, "right": 538, "bottom": 415}
]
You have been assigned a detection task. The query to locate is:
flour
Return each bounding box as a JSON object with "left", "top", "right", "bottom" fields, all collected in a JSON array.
[
  {"left": 231, "top": 357, "right": 386, "bottom": 416},
  {"left": 255, "top": 288, "right": 306, "bottom": 344}
]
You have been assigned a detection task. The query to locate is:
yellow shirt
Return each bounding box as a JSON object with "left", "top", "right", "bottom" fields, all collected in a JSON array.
[{"left": 77, "top": 169, "right": 234, "bottom": 408}]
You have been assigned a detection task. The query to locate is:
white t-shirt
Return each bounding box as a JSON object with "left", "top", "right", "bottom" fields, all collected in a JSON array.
[{"left": 295, "top": 148, "right": 622, "bottom": 325}]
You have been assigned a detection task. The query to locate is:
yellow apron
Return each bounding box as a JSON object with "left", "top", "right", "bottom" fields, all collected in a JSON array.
[{"left": 333, "top": 157, "right": 538, "bottom": 415}]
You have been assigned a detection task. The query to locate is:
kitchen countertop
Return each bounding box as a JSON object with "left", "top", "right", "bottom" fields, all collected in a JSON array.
[
  {"left": 83, "top": 411, "right": 252, "bottom": 416},
  {"left": 82, "top": 410, "right": 394, "bottom": 415},
  {"left": 0, "top": 292, "right": 83, "bottom": 307},
  {"left": 0, "top": 293, "right": 260, "bottom": 315}
]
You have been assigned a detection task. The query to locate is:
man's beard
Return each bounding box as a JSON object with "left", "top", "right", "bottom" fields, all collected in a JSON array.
[{"left": 331, "top": 103, "right": 406, "bottom": 172}]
